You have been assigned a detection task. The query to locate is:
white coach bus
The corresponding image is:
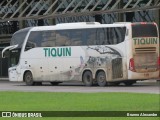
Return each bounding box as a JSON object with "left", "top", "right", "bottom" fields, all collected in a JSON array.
[{"left": 2, "top": 22, "right": 159, "bottom": 86}]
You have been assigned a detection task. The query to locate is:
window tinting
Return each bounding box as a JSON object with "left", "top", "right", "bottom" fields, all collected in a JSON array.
[
  {"left": 96, "top": 28, "right": 106, "bottom": 45},
  {"left": 86, "top": 29, "right": 96, "bottom": 45},
  {"left": 110, "top": 27, "right": 126, "bottom": 44},
  {"left": 56, "top": 30, "right": 84, "bottom": 46},
  {"left": 41, "top": 31, "right": 56, "bottom": 47},
  {"left": 25, "top": 31, "right": 56, "bottom": 50},
  {"left": 11, "top": 31, "right": 28, "bottom": 48},
  {"left": 94, "top": 27, "right": 126, "bottom": 45},
  {"left": 56, "top": 30, "right": 70, "bottom": 46},
  {"left": 132, "top": 24, "right": 158, "bottom": 37},
  {"left": 26, "top": 31, "right": 42, "bottom": 49},
  {"left": 25, "top": 27, "right": 126, "bottom": 50}
]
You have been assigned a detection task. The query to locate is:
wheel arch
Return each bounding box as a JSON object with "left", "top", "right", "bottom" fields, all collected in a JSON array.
[
  {"left": 23, "top": 70, "right": 33, "bottom": 82},
  {"left": 81, "top": 69, "right": 93, "bottom": 82}
]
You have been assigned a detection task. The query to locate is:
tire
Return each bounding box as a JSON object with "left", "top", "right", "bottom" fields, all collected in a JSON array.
[
  {"left": 83, "top": 71, "right": 93, "bottom": 86},
  {"left": 97, "top": 71, "right": 107, "bottom": 87},
  {"left": 24, "top": 71, "right": 34, "bottom": 86}
]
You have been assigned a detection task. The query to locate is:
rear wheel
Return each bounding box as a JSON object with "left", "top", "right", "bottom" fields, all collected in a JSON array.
[
  {"left": 83, "top": 71, "right": 93, "bottom": 86},
  {"left": 97, "top": 71, "right": 107, "bottom": 87},
  {"left": 24, "top": 71, "right": 34, "bottom": 86}
]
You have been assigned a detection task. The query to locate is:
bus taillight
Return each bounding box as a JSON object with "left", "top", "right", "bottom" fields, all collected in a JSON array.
[
  {"left": 140, "top": 22, "right": 147, "bottom": 25},
  {"left": 157, "top": 57, "right": 160, "bottom": 69},
  {"left": 153, "top": 22, "right": 156, "bottom": 26},
  {"left": 129, "top": 58, "right": 136, "bottom": 72}
]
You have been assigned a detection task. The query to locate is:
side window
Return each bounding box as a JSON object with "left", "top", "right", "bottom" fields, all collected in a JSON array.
[
  {"left": 56, "top": 30, "right": 70, "bottom": 46},
  {"left": 86, "top": 29, "right": 96, "bottom": 45},
  {"left": 25, "top": 31, "right": 42, "bottom": 51},
  {"left": 70, "top": 29, "right": 83, "bottom": 46},
  {"left": 117, "top": 27, "right": 126, "bottom": 44},
  {"left": 109, "top": 27, "right": 126, "bottom": 44},
  {"left": 110, "top": 28, "right": 117, "bottom": 44},
  {"left": 56, "top": 29, "right": 83, "bottom": 46},
  {"left": 96, "top": 28, "right": 106, "bottom": 45},
  {"left": 41, "top": 31, "right": 56, "bottom": 47},
  {"left": 25, "top": 31, "right": 56, "bottom": 51}
]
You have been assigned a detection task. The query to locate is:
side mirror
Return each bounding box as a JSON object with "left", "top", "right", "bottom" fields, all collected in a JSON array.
[{"left": 2, "top": 44, "right": 18, "bottom": 58}]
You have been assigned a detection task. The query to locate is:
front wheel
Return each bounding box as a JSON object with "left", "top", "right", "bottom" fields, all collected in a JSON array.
[
  {"left": 97, "top": 71, "right": 107, "bottom": 87},
  {"left": 82, "top": 71, "right": 93, "bottom": 86},
  {"left": 24, "top": 71, "right": 34, "bottom": 86}
]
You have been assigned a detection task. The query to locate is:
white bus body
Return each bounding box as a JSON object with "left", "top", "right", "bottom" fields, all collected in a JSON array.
[{"left": 3, "top": 22, "right": 159, "bottom": 86}]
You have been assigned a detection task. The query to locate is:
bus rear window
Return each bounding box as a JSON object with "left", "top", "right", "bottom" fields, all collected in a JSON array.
[{"left": 132, "top": 24, "right": 158, "bottom": 37}]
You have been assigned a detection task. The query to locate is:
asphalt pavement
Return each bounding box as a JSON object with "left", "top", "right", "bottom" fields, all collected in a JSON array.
[{"left": 0, "top": 80, "right": 159, "bottom": 94}]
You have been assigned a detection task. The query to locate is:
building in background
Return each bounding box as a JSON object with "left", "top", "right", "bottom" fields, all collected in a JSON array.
[{"left": 0, "top": 0, "right": 160, "bottom": 77}]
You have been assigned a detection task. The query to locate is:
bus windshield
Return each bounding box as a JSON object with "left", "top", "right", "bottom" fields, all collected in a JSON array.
[
  {"left": 11, "top": 30, "right": 29, "bottom": 47},
  {"left": 10, "top": 29, "right": 29, "bottom": 67},
  {"left": 132, "top": 23, "right": 158, "bottom": 37}
]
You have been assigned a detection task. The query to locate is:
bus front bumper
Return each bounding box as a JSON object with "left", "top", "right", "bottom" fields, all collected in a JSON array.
[{"left": 8, "top": 67, "right": 23, "bottom": 82}]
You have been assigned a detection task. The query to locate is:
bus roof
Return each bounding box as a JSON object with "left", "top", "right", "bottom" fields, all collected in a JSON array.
[
  {"left": 28, "top": 22, "right": 131, "bottom": 31},
  {"left": 16, "top": 22, "right": 156, "bottom": 33}
]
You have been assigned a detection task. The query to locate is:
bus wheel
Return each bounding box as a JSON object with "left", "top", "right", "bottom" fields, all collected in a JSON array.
[
  {"left": 24, "top": 71, "right": 34, "bottom": 86},
  {"left": 97, "top": 71, "right": 107, "bottom": 87},
  {"left": 83, "top": 71, "right": 93, "bottom": 86}
]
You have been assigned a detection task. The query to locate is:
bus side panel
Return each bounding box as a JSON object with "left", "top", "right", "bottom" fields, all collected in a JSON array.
[
  {"left": 46, "top": 46, "right": 86, "bottom": 81},
  {"left": 21, "top": 48, "right": 48, "bottom": 81},
  {"left": 21, "top": 46, "right": 127, "bottom": 82},
  {"left": 45, "top": 45, "right": 126, "bottom": 82}
]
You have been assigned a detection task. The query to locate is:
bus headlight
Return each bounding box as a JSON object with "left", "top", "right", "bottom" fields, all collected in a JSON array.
[{"left": 8, "top": 68, "right": 16, "bottom": 73}]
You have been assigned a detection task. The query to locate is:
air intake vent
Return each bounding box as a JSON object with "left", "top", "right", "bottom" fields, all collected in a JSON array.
[{"left": 135, "top": 47, "right": 156, "bottom": 53}]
